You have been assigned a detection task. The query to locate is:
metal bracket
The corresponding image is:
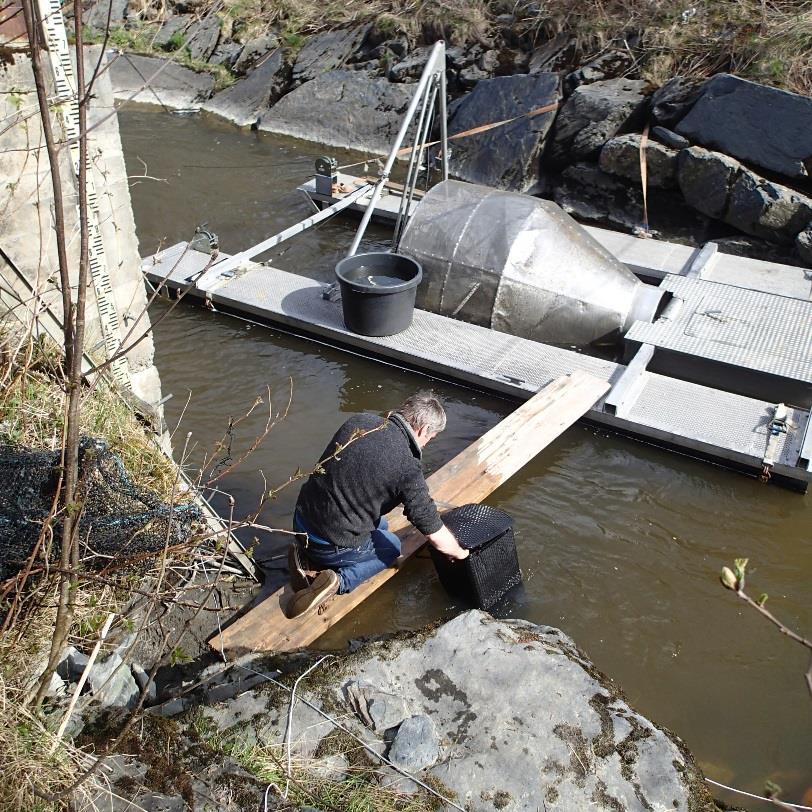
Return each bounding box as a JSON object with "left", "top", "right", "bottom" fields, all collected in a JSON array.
[
  {"left": 604, "top": 343, "right": 655, "bottom": 417},
  {"left": 760, "top": 402, "right": 789, "bottom": 481},
  {"left": 321, "top": 282, "right": 341, "bottom": 302},
  {"left": 799, "top": 409, "right": 812, "bottom": 472},
  {"left": 684, "top": 242, "right": 718, "bottom": 279}
]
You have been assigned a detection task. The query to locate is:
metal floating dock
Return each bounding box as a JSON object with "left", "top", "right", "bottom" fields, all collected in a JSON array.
[{"left": 143, "top": 242, "right": 812, "bottom": 491}]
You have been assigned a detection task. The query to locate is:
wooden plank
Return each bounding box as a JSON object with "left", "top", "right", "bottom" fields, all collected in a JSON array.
[{"left": 209, "top": 371, "right": 609, "bottom": 654}]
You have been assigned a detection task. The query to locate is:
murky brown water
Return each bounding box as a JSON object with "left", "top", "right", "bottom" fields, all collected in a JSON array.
[{"left": 119, "top": 105, "right": 811, "bottom": 810}]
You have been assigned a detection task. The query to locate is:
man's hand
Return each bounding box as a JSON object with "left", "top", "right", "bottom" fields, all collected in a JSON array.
[{"left": 426, "top": 523, "right": 469, "bottom": 560}]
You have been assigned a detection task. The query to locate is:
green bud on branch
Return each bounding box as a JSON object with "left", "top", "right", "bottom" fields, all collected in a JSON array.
[{"left": 720, "top": 566, "right": 738, "bottom": 590}]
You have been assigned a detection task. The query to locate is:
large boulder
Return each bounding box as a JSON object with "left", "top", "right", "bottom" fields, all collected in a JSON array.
[
  {"left": 85, "top": 0, "right": 128, "bottom": 32},
  {"left": 338, "top": 612, "right": 713, "bottom": 809},
  {"left": 108, "top": 53, "right": 214, "bottom": 109},
  {"left": 202, "top": 50, "right": 289, "bottom": 127},
  {"left": 184, "top": 15, "right": 221, "bottom": 63},
  {"left": 547, "top": 78, "right": 649, "bottom": 168},
  {"left": 291, "top": 25, "right": 371, "bottom": 87},
  {"left": 599, "top": 133, "right": 678, "bottom": 188},
  {"left": 258, "top": 69, "right": 414, "bottom": 155},
  {"left": 528, "top": 33, "right": 575, "bottom": 74},
  {"left": 676, "top": 73, "right": 812, "bottom": 179},
  {"left": 676, "top": 146, "right": 739, "bottom": 220},
  {"left": 232, "top": 34, "right": 278, "bottom": 74},
  {"left": 796, "top": 225, "right": 812, "bottom": 265},
  {"left": 448, "top": 73, "right": 561, "bottom": 193},
  {"left": 90, "top": 613, "right": 716, "bottom": 811}
]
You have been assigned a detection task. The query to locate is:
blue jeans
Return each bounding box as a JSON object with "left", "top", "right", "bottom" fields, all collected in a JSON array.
[{"left": 293, "top": 511, "right": 401, "bottom": 594}]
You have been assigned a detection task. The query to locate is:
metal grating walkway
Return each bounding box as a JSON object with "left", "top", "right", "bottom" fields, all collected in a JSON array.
[
  {"left": 626, "top": 276, "right": 812, "bottom": 382},
  {"left": 142, "top": 243, "right": 811, "bottom": 488}
]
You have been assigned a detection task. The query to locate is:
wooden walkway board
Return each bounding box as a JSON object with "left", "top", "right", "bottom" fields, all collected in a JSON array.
[{"left": 209, "top": 371, "right": 609, "bottom": 654}]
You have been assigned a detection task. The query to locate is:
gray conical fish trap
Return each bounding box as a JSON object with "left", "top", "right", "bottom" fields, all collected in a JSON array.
[{"left": 399, "top": 180, "right": 664, "bottom": 347}]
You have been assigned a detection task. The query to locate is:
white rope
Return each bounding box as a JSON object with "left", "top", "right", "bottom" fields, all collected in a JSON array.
[
  {"left": 237, "top": 664, "right": 467, "bottom": 811},
  {"left": 283, "top": 655, "right": 334, "bottom": 799},
  {"left": 705, "top": 778, "right": 812, "bottom": 810}
]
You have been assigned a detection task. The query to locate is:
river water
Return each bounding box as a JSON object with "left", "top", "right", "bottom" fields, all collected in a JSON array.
[{"left": 119, "top": 105, "right": 811, "bottom": 809}]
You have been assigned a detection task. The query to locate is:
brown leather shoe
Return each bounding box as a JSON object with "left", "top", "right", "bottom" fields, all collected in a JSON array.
[
  {"left": 287, "top": 542, "right": 311, "bottom": 592},
  {"left": 286, "top": 569, "right": 340, "bottom": 619}
]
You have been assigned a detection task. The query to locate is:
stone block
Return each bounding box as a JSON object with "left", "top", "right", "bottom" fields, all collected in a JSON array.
[
  {"left": 449, "top": 72, "right": 561, "bottom": 193},
  {"left": 677, "top": 146, "right": 740, "bottom": 220},
  {"left": 796, "top": 224, "right": 812, "bottom": 265},
  {"left": 599, "top": 133, "right": 678, "bottom": 188},
  {"left": 547, "top": 78, "right": 648, "bottom": 168}
]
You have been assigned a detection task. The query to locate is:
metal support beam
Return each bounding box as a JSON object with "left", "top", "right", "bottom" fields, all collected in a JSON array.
[
  {"left": 196, "top": 183, "right": 372, "bottom": 289},
  {"left": 684, "top": 242, "right": 718, "bottom": 279},
  {"left": 799, "top": 411, "right": 812, "bottom": 472},
  {"left": 604, "top": 343, "right": 656, "bottom": 416}
]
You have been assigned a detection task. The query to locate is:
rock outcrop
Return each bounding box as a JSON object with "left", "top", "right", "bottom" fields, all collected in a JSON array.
[
  {"left": 202, "top": 50, "right": 289, "bottom": 127},
  {"left": 88, "top": 612, "right": 718, "bottom": 811},
  {"left": 599, "top": 133, "right": 678, "bottom": 188},
  {"left": 258, "top": 69, "right": 414, "bottom": 155},
  {"left": 109, "top": 53, "right": 214, "bottom": 109},
  {"left": 290, "top": 25, "right": 371, "bottom": 87}
]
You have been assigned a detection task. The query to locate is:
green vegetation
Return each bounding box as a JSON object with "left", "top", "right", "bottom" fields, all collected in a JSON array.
[{"left": 188, "top": 707, "right": 441, "bottom": 811}]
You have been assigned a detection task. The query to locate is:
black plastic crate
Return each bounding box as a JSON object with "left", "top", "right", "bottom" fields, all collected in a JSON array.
[{"left": 430, "top": 504, "right": 521, "bottom": 610}]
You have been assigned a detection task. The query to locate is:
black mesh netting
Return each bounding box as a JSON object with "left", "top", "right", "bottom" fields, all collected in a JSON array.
[{"left": 0, "top": 438, "right": 202, "bottom": 581}]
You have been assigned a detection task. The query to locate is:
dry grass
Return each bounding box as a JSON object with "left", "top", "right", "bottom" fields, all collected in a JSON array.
[
  {"left": 517, "top": 0, "right": 812, "bottom": 94},
  {"left": 0, "top": 331, "right": 180, "bottom": 500},
  {"left": 0, "top": 604, "right": 112, "bottom": 812},
  {"left": 209, "top": 0, "right": 812, "bottom": 93},
  {"left": 0, "top": 674, "right": 105, "bottom": 811}
]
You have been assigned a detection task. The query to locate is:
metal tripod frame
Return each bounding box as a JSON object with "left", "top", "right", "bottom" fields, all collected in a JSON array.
[{"left": 347, "top": 40, "right": 449, "bottom": 257}]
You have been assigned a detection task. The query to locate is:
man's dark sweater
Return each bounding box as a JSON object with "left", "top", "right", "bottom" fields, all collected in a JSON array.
[{"left": 295, "top": 412, "right": 442, "bottom": 548}]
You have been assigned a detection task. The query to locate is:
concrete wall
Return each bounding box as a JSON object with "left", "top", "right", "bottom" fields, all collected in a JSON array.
[{"left": 0, "top": 44, "right": 163, "bottom": 410}]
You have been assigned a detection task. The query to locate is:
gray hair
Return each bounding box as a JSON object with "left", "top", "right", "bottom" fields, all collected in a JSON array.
[{"left": 397, "top": 391, "right": 446, "bottom": 434}]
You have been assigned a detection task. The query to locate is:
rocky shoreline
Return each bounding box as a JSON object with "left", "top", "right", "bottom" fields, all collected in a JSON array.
[
  {"left": 81, "top": 611, "right": 723, "bottom": 811},
  {"left": 98, "top": 7, "right": 812, "bottom": 268}
]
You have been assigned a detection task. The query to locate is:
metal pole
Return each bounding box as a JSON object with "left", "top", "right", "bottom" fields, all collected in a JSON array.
[
  {"left": 395, "top": 79, "right": 438, "bottom": 251},
  {"left": 392, "top": 77, "right": 436, "bottom": 250},
  {"left": 439, "top": 64, "right": 449, "bottom": 182},
  {"left": 347, "top": 41, "right": 446, "bottom": 257},
  {"left": 198, "top": 183, "right": 372, "bottom": 287}
]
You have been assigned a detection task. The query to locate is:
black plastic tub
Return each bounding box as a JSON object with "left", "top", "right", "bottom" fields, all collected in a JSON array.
[{"left": 334, "top": 252, "right": 422, "bottom": 337}]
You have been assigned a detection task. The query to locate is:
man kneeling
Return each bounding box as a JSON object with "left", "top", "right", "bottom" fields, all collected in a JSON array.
[{"left": 287, "top": 391, "right": 468, "bottom": 618}]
